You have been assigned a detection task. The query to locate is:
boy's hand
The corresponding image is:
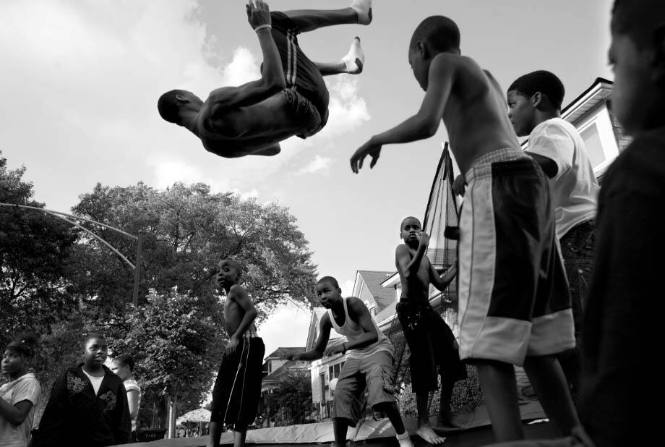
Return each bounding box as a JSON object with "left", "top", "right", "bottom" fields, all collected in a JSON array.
[
  {"left": 226, "top": 335, "right": 240, "bottom": 353},
  {"left": 452, "top": 174, "right": 466, "bottom": 196},
  {"left": 246, "top": 0, "right": 271, "bottom": 30},
  {"left": 350, "top": 138, "right": 382, "bottom": 173}
]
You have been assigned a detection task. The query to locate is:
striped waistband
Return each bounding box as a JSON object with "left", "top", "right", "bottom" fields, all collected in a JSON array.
[{"left": 465, "top": 147, "right": 528, "bottom": 182}]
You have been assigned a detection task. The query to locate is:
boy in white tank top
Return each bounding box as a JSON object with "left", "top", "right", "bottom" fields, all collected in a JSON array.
[{"left": 290, "top": 276, "right": 413, "bottom": 447}]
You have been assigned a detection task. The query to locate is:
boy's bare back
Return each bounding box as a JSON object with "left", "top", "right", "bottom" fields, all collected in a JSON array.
[{"left": 431, "top": 53, "right": 519, "bottom": 174}]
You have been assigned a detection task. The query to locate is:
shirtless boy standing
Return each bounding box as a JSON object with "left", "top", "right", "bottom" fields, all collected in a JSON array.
[
  {"left": 351, "top": 16, "right": 579, "bottom": 442},
  {"left": 208, "top": 258, "right": 265, "bottom": 447},
  {"left": 395, "top": 216, "right": 466, "bottom": 444}
]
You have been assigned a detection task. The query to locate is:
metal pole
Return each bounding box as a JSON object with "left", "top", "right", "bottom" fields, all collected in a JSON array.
[{"left": 132, "top": 232, "right": 143, "bottom": 306}]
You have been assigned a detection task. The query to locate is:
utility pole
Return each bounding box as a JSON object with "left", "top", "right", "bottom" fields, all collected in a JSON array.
[{"left": 132, "top": 232, "right": 143, "bottom": 306}]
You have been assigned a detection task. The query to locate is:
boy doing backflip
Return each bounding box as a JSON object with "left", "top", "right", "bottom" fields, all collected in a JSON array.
[
  {"left": 158, "top": 0, "right": 371, "bottom": 159},
  {"left": 395, "top": 216, "right": 466, "bottom": 445},
  {"left": 290, "top": 276, "right": 413, "bottom": 447},
  {"left": 208, "top": 258, "right": 265, "bottom": 447},
  {"left": 350, "top": 16, "right": 579, "bottom": 442}
]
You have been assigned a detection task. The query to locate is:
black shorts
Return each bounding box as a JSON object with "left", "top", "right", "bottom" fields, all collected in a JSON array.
[
  {"left": 396, "top": 302, "right": 467, "bottom": 394},
  {"left": 269, "top": 12, "right": 329, "bottom": 137},
  {"left": 209, "top": 337, "right": 265, "bottom": 431}
]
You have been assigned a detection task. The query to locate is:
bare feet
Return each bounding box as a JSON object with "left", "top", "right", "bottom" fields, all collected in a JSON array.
[
  {"left": 416, "top": 425, "right": 447, "bottom": 445},
  {"left": 342, "top": 37, "right": 365, "bottom": 74},
  {"left": 351, "top": 0, "right": 372, "bottom": 25}
]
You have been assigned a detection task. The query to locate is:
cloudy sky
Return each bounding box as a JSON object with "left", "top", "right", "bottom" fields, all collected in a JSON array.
[{"left": 0, "top": 0, "right": 614, "bottom": 358}]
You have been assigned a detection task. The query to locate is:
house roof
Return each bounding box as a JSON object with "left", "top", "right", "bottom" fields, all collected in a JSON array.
[
  {"left": 562, "top": 77, "right": 613, "bottom": 126},
  {"left": 264, "top": 347, "right": 306, "bottom": 360},
  {"left": 355, "top": 270, "right": 395, "bottom": 313}
]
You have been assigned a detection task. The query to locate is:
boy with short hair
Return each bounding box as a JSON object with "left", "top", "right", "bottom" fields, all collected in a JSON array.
[
  {"left": 290, "top": 276, "right": 413, "bottom": 447},
  {"left": 32, "top": 334, "right": 131, "bottom": 447},
  {"left": 350, "top": 16, "right": 579, "bottom": 442},
  {"left": 507, "top": 70, "right": 599, "bottom": 397},
  {"left": 486, "top": 2, "right": 665, "bottom": 446},
  {"left": 208, "top": 258, "right": 265, "bottom": 447},
  {"left": 395, "top": 216, "right": 466, "bottom": 444},
  {"left": 158, "top": 0, "right": 371, "bottom": 159}
]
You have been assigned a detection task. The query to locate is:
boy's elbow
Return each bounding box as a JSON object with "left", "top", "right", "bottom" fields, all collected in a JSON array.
[{"left": 422, "top": 120, "right": 439, "bottom": 138}]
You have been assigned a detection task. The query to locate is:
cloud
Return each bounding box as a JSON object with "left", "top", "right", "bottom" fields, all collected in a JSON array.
[
  {"left": 318, "top": 77, "right": 371, "bottom": 139},
  {"left": 221, "top": 47, "right": 260, "bottom": 86},
  {"left": 297, "top": 155, "right": 332, "bottom": 175}
]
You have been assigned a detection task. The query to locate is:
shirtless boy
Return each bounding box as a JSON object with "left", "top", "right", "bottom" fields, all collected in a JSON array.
[
  {"left": 158, "top": 0, "right": 371, "bottom": 158},
  {"left": 290, "top": 276, "right": 413, "bottom": 447},
  {"left": 395, "top": 216, "right": 466, "bottom": 444},
  {"left": 351, "top": 16, "right": 579, "bottom": 442},
  {"left": 208, "top": 258, "right": 265, "bottom": 447}
]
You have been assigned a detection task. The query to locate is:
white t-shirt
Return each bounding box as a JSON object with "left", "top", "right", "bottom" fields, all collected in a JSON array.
[
  {"left": 0, "top": 373, "right": 41, "bottom": 447},
  {"left": 123, "top": 378, "right": 141, "bottom": 432},
  {"left": 527, "top": 118, "right": 599, "bottom": 239},
  {"left": 82, "top": 370, "right": 104, "bottom": 395}
]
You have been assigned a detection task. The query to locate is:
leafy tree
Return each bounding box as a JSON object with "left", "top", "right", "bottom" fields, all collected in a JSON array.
[
  {"left": 0, "top": 151, "right": 78, "bottom": 348},
  {"left": 262, "top": 370, "right": 313, "bottom": 426},
  {"left": 70, "top": 182, "right": 317, "bottom": 320},
  {"left": 69, "top": 181, "right": 318, "bottom": 427},
  {"left": 103, "top": 289, "right": 223, "bottom": 425}
]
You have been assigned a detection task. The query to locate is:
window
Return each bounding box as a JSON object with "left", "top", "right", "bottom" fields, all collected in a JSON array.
[
  {"left": 333, "top": 363, "right": 341, "bottom": 378},
  {"left": 577, "top": 106, "right": 620, "bottom": 176}
]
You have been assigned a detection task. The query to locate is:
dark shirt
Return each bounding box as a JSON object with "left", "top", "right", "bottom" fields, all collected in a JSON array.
[
  {"left": 578, "top": 126, "right": 665, "bottom": 447},
  {"left": 32, "top": 364, "right": 131, "bottom": 447}
]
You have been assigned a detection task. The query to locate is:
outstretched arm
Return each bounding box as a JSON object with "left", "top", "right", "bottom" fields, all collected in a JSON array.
[
  {"left": 207, "top": 1, "right": 285, "bottom": 112},
  {"left": 350, "top": 53, "right": 457, "bottom": 173},
  {"left": 291, "top": 315, "right": 333, "bottom": 361}
]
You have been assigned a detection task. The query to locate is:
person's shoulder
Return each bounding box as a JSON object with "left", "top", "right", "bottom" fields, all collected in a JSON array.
[
  {"left": 346, "top": 296, "right": 368, "bottom": 312},
  {"left": 395, "top": 243, "right": 410, "bottom": 255},
  {"left": 430, "top": 52, "right": 476, "bottom": 72},
  {"left": 319, "top": 311, "right": 332, "bottom": 326},
  {"left": 228, "top": 283, "right": 248, "bottom": 296},
  {"left": 15, "top": 373, "right": 41, "bottom": 398},
  {"left": 124, "top": 379, "right": 140, "bottom": 392},
  {"left": 532, "top": 118, "right": 571, "bottom": 136},
  {"left": 20, "top": 372, "right": 41, "bottom": 388}
]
